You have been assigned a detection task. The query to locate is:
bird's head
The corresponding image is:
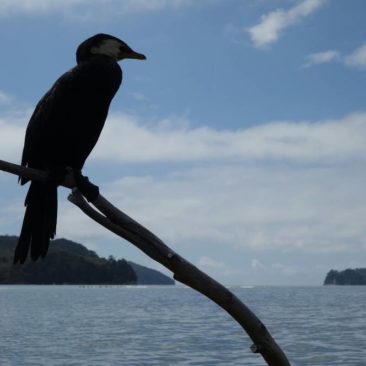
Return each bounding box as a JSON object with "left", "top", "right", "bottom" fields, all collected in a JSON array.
[{"left": 76, "top": 33, "right": 146, "bottom": 64}]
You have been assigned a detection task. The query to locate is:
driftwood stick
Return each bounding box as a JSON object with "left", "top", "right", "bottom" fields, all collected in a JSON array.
[
  {"left": 0, "top": 159, "right": 291, "bottom": 366},
  {"left": 0, "top": 159, "right": 75, "bottom": 188},
  {"left": 70, "top": 190, "right": 291, "bottom": 366},
  {"left": 0, "top": 159, "right": 49, "bottom": 182}
]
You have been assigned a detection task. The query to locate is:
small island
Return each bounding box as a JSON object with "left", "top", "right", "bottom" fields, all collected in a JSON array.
[
  {"left": 324, "top": 268, "right": 366, "bottom": 285},
  {"left": 0, "top": 235, "right": 174, "bottom": 285}
]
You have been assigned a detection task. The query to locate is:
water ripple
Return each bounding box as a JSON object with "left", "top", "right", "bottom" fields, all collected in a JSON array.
[{"left": 0, "top": 285, "right": 365, "bottom": 365}]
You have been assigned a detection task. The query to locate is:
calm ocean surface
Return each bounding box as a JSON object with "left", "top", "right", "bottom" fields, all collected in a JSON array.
[{"left": 0, "top": 285, "right": 365, "bottom": 366}]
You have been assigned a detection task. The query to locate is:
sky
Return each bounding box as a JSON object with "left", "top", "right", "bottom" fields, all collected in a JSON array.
[{"left": 0, "top": 0, "right": 365, "bottom": 286}]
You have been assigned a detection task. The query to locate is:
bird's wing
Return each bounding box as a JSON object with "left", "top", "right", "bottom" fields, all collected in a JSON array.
[
  {"left": 19, "top": 68, "right": 77, "bottom": 183},
  {"left": 20, "top": 89, "right": 53, "bottom": 184},
  {"left": 21, "top": 92, "right": 51, "bottom": 164},
  {"left": 20, "top": 59, "right": 121, "bottom": 184}
]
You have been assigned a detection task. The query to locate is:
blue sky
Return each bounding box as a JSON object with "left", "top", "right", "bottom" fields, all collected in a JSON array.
[{"left": 0, "top": 0, "right": 365, "bottom": 285}]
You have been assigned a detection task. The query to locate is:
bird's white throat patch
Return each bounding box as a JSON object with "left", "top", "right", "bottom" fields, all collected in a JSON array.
[{"left": 90, "top": 39, "right": 121, "bottom": 59}]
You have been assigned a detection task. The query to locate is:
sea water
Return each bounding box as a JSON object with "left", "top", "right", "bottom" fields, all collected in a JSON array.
[{"left": 0, "top": 285, "right": 365, "bottom": 365}]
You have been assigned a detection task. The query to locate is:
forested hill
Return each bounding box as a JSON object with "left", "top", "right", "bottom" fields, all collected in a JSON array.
[
  {"left": 324, "top": 268, "right": 366, "bottom": 285},
  {"left": 0, "top": 235, "right": 174, "bottom": 285}
]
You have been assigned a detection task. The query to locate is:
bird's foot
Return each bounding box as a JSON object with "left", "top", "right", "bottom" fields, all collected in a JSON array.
[
  {"left": 47, "top": 166, "right": 67, "bottom": 185},
  {"left": 73, "top": 170, "right": 99, "bottom": 202}
]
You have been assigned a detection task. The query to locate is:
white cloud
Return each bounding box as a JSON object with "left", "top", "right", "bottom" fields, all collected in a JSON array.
[
  {"left": 1, "top": 104, "right": 365, "bottom": 256},
  {"left": 344, "top": 43, "right": 366, "bottom": 70},
  {"left": 92, "top": 112, "right": 366, "bottom": 164},
  {"left": 0, "top": 119, "right": 26, "bottom": 162},
  {"left": 272, "top": 263, "right": 302, "bottom": 276},
  {"left": 46, "top": 162, "right": 366, "bottom": 283},
  {"left": 199, "top": 256, "right": 225, "bottom": 270},
  {"left": 248, "top": 0, "right": 326, "bottom": 49},
  {"left": 0, "top": 90, "right": 14, "bottom": 105},
  {"left": 303, "top": 43, "right": 366, "bottom": 70},
  {"left": 302, "top": 50, "right": 340, "bottom": 68},
  {"left": 197, "top": 256, "right": 244, "bottom": 279},
  {"left": 130, "top": 92, "right": 149, "bottom": 102},
  {"left": 0, "top": 0, "right": 195, "bottom": 19},
  {"left": 251, "top": 258, "right": 265, "bottom": 269},
  {"left": 0, "top": 0, "right": 83, "bottom": 15},
  {"left": 0, "top": 102, "right": 32, "bottom": 162},
  {"left": 2, "top": 110, "right": 366, "bottom": 165},
  {"left": 54, "top": 160, "right": 366, "bottom": 255}
]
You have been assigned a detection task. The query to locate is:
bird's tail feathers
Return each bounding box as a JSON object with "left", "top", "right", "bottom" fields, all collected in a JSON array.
[{"left": 14, "top": 182, "right": 57, "bottom": 264}]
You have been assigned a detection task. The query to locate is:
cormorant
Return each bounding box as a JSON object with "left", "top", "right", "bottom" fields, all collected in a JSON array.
[{"left": 14, "top": 34, "right": 146, "bottom": 264}]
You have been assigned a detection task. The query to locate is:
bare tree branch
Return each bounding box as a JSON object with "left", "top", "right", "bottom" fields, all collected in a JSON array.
[
  {"left": 0, "top": 159, "right": 75, "bottom": 188},
  {"left": 0, "top": 158, "right": 292, "bottom": 366}
]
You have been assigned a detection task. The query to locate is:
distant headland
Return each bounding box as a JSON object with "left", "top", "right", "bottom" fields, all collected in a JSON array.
[
  {"left": 324, "top": 268, "right": 366, "bottom": 285},
  {"left": 0, "top": 235, "right": 174, "bottom": 285}
]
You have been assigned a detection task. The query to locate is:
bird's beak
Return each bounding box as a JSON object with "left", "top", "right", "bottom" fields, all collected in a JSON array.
[{"left": 122, "top": 50, "right": 146, "bottom": 60}]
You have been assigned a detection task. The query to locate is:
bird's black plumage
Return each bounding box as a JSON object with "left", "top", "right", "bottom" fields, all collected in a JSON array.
[{"left": 14, "top": 34, "right": 145, "bottom": 264}]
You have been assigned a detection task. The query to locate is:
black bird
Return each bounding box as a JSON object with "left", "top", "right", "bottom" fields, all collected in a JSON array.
[{"left": 14, "top": 34, "right": 146, "bottom": 264}]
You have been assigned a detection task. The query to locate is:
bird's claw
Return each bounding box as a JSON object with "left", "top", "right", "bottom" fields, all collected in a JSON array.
[{"left": 73, "top": 171, "right": 99, "bottom": 202}]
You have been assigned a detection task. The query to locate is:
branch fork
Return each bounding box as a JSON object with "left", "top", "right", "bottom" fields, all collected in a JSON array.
[{"left": 0, "top": 159, "right": 291, "bottom": 366}]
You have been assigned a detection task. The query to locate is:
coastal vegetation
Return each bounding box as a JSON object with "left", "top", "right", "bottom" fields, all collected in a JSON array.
[
  {"left": 324, "top": 268, "right": 366, "bottom": 285},
  {"left": 0, "top": 235, "right": 174, "bottom": 285}
]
